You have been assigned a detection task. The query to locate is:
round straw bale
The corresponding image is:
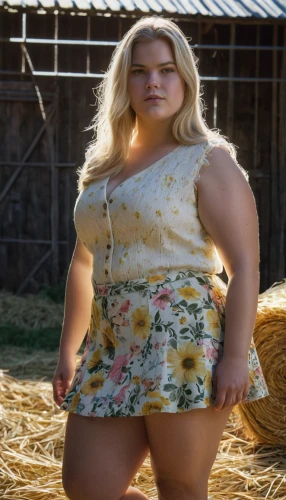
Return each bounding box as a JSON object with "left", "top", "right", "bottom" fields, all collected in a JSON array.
[{"left": 237, "top": 279, "right": 286, "bottom": 446}]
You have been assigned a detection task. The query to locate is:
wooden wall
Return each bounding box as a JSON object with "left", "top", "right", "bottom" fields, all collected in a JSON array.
[{"left": 0, "top": 11, "right": 285, "bottom": 293}]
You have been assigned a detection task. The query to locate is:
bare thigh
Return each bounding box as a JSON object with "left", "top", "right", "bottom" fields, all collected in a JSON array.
[
  {"left": 62, "top": 412, "right": 150, "bottom": 500},
  {"left": 144, "top": 405, "right": 233, "bottom": 500}
]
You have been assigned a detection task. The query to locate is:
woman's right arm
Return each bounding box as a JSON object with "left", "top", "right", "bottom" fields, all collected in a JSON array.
[{"left": 52, "top": 237, "right": 94, "bottom": 407}]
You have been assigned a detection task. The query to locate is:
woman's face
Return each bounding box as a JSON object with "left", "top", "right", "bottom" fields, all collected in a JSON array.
[{"left": 127, "top": 38, "right": 185, "bottom": 124}]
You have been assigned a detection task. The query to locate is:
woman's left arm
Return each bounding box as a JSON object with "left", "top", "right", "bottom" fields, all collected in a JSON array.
[{"left": 196, "top": 146, "right": 260, "bottom": 411}]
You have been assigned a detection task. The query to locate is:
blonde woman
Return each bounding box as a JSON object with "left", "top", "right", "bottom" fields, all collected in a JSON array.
[{"left": 52, "top": 15, "right": 269, "bottom": 500}]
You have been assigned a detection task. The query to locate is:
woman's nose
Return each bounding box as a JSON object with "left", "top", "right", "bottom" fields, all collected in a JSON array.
[{"left": 145, "top": 71, "right": 160, "bottom": 88}]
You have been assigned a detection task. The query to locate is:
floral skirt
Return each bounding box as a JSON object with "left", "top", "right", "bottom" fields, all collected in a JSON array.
[{"left": 60, "top": 269, "right": 269, "bottom": 417}]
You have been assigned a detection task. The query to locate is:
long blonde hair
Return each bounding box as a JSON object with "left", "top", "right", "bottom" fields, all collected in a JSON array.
[{"left": 78, "top": 15, "right": 241, "bottom": 193}]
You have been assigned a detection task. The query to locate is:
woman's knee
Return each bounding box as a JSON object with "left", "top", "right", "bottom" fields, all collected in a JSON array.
[
  {"left": 155, "top": 476, "right": 208, "bottom": 500},
  {"left": 62, "top": 473, "right": 122, "bottom": 500}
]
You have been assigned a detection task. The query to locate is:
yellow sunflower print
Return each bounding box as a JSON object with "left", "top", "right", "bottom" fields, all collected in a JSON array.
[
  {"left": 142, "top": 400, "right": 163, "bottom": 415},
  {"left": 80, "top": 372, "right": 105, "bottom": 395},
  {"left": 177, "top": 286, "right": 201, "bottom": 301},
  {"left": 167, "top": 341, "right": 206, "bottom": 386},
  {"left": 205, "top": 310, "right": 221, "bottom": 339},
  {"left": 88, "top": 299, "right": 101, "bottom": 341},
  {"left": 147, "top": 390, "right": 171, "bottom": 406},
  {"left": 87, "top": 348, "right": 102, "bottom": 370},
  {"left": 131, "top": 306, "right": 152, "bottom": 339},
  {"left": 69, "top": 392, "right": 80, "bottom": 412},
  {"left": 102, "top": 322, "right": 119, "bottom": 347},
  {"left": 146, "top": 274, "right": 166, "bottom": 284},
  {"left": 204, "top": 370, "right": 212, "bottom": 392}
]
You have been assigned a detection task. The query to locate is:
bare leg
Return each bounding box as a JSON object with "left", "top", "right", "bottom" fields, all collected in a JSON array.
[
  {"left": 121, "top": 485, "right": 150, "bottom": 499},
  {"left": 62, "top": 412, "right": 150, "bottom": 500},
  {"left": 144, "top": 405, "right": 233, "bottom": 500}
]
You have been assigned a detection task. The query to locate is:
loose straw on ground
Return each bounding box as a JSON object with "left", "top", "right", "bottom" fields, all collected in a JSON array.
[{"left": 1, "top": 368, "right": 286, "bottom": 499}]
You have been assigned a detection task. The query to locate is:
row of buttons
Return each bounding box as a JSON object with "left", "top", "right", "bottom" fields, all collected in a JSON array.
[{"left": 103, "top": 201, "right": 113, "bottom": 277}]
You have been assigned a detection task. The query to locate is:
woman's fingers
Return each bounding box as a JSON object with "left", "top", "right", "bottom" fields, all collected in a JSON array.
[
  {"left": 213, "top": 386, "right": 227, "bottom": 411},
  {"left": 53, "top": 375, "right": 70, "bottom": 406}
]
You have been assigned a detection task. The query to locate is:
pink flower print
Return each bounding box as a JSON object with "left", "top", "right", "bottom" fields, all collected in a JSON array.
[
  {"left": 154, "top": 342, "right": 160, "bottom": 350},
  {"left": 130, "top": 342, "right": 142, "bottom": 354},
  {"left": 151, "top": 288, "right": 175, "bottom": 310},
  {"left": 88, "top": 411, "right": 98, "bottom": 417},
  {"left": 205, "top": 346, "right": 219, "bottom": 363},
  {"left": 162, "top": 339, "right": 167, "bottom": 347},
  {"left": 122, "top": 318, "right": 130, "bottom": 327},
  {"left": 255, "top": 366, "right": 263, "bottom": 376},
  {"left": 142, "top": 378, "right": 154, "bottom": 390},
  {"left": 97, "top": 285, "right": 109, "bottom": 296},
  {"left": 113, "top": 383, "right": 131, "bottom": 404},
  {"left": 202, "top": 284, "right": 211, "bottom": 293},
  {"left": 108, "top": 353, "right": 131, "bottom": 384},
  {"left": 71, "top": 369, "right": 85, "bottom": 388},
  {"left": 81, "top": 349, "right": 89, "bottom": 365},
  {"left": 112, "top": 313, "right": 124, "bottom": 326},
  {"left": 119, "top": 300, "right": 131, "bottom": 313}
]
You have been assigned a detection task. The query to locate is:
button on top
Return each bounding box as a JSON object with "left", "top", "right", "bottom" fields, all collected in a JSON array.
[
  {"left": 109, "top": 199, "right": 113, "bottom": 204},
  {"left": 103, "top": 202, "right": 107, "bottom": 210},
  {"left": 107, "top": 244, "right": 111, "bottom": 249}
]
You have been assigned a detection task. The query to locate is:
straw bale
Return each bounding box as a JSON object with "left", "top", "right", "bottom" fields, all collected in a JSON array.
[
  {"left": 237, "top": 279, "right": 286, "bottom": 446},
  {"left": 1, "top": 367, "right": 286, "bottom": 499},
  {"left": 0, "top": 291, "right": 63, "bottom": 330}
]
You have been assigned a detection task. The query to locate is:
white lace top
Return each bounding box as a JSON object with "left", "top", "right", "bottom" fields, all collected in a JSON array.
[{"left": 73, "top": 138, "right": 249, "bottom": 285}]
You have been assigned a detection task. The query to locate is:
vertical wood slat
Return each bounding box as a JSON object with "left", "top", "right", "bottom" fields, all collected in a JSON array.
[
  {"left": 227, "top": 23, "right": 235, "bottom": 140},
  {"left": 254, "top": 25, "right": 260, "bottom": 170},
  {"left": 269, "top": 24, "right": 279, "bottom": 284},
  {"left": 278, "top": 26, "right": 286, "bottom": 277},
  {"left": 49, "top": 91, "right": 59, "bottom": 285}
]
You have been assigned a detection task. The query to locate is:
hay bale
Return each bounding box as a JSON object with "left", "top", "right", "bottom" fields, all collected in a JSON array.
[{"left": 237, "top": 279, "right": 286, "bottom": 446}]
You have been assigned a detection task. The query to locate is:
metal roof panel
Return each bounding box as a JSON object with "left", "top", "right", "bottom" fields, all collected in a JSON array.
[{"left": 1, "top": 0, "right": 286, "bottom": 17}]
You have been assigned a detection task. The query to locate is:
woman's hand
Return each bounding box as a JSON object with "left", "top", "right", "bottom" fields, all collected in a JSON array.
[
  {"left": 212, "top": 356, "right": 250, "bottom": 411},
  {"left": 52, "top": 355, "right": 77, "bottom": 407}
]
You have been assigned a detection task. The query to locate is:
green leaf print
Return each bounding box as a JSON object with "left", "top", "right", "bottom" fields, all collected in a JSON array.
[
  {"left": 169, "top": 390, "right": 178, "bottom": 402},
  {"left": 163, "top": 383, "right": 177, "bottom": 391},
  {"left": 197, "top": 277, "right": 207, "bottom": 285},
  {"left": 179, "top": 328, "right": 189, "bottom": 335},
  {"left": 186, "top": 303, "right": 199, "bottom": 313},
  {"left": 154, "top": 310, "right": 160, "bottom": 323},
  {"left": 168, "top": 338, "right": 177, "bottom": 349},
  {"left": 130, "top": 394, "right": 136, "bottom": 404},
  {"left": 194, "top": 394, "right": 204, "bottom": 403},
  {"left": 178, "top": 395, "right": 185, "bottom": 407},
  {"left": 179, "top": 300, "right": 188, "bottom": 307},
  {"left": 155, "top": 325, "right": 163, "bottom": 332},
  {"left": 197, "top": 376, "right": 204, "bottom": 385}
]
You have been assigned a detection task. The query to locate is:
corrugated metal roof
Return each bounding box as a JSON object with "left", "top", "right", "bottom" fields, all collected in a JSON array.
[{"left": 1, "top": 0, "right": 286, "bottom": 18}]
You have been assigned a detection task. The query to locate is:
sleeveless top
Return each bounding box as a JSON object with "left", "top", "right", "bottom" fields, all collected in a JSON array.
[{"left": 73, "top": 138, "right": 249, "bottom": 285}]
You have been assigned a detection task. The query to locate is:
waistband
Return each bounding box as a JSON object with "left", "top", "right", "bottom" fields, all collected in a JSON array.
[{"left": 92, "top": 269, "right": 223, "bottom": 297}]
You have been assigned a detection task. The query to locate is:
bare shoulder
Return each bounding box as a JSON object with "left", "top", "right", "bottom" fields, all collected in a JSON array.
[{"left": 195, "top": 145, "right": 249, "bottom": 192}]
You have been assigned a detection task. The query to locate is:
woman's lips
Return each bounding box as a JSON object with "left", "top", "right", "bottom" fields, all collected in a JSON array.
[{"left": 145, "top": 97, "right": 164, "bottom": 102}]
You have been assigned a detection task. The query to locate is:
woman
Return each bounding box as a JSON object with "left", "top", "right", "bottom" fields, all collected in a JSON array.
[{"left": 52, "top": 15, "right": 269, "bottom": 500}]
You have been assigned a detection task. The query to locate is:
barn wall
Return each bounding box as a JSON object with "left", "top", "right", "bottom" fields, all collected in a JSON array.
[{"left": 0, "top": 11, "right": 285, "bottom": 293}]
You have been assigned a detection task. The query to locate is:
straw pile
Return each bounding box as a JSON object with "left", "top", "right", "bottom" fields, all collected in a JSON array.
[
  {"left": 1, "top": 365, "right": 286, "bottom": 499},
  {"left": 237, "top": 279, "right": 286, "bottom": 446},
  {"left": 0, "top": 291, "right": 63, "bottom": 330}
]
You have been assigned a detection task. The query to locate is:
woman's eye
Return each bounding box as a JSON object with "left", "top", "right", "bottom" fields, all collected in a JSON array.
[{"left": 132, "top": 68, "right": 174, "bottom": 74}]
